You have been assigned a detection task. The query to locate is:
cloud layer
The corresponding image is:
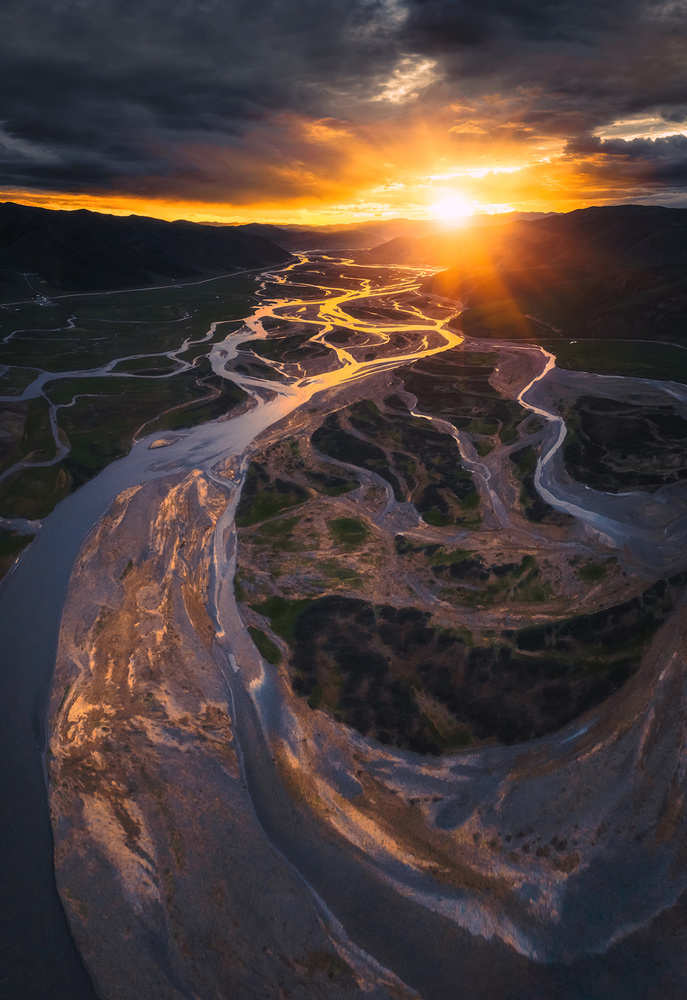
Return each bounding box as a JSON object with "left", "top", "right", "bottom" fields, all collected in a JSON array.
[{"left": 1, "top": 0, "right": 685, "bottom": 219}]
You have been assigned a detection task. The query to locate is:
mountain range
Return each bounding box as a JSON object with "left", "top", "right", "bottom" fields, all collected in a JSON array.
[
  {"left": 228, "top": 212, "right": 554, "bottom": 251},
  {"left": 0, "top": 202, "right": 292, "bottom": 298}
]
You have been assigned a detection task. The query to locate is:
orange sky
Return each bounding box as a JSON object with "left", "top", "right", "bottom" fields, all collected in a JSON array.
[
  {"left": 1, "top": 1, "right": 685, "bottom": 228},
  {"left": 1, "top": 104, "right": 678, "bottom": 227}
]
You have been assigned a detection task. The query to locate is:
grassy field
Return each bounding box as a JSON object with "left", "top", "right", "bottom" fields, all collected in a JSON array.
[
  {"left": 0, "top": 273, "right": 259, "bottom": 528},
  {"left": 0, "top": 274, "right": 262, "bottom": 372},
  {"left": 542, "top": 339, "right": 687, "bottom": 384}
]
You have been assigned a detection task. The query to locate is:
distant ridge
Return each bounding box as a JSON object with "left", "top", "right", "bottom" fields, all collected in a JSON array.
[
  {"left": 0, "top": 202, "right": 292, "bottom": 297},
  {"left": 228, "top": 219, "right": 439, "bottom": 250},
  {"left": 214, "top": 213, "right": 554, "bottom": 251}
]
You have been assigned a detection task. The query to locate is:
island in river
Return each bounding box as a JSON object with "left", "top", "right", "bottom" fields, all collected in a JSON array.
[{"left": 2, "top": 206, "right": 687, "bottom": 999}]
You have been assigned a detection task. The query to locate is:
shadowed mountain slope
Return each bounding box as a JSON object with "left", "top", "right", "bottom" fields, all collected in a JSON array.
[
  {"left": 0, "top": 202, "right": 292, "bottom": 297},
  {"left": 369, "top": 206, "right": 687, "bottom": 344}
]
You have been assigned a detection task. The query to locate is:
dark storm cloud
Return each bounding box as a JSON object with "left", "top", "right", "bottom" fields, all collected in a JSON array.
[
  {"left": 662, "top": 109, "right": 687, "bottom": 124},
  {"left": 0, "top": 0, "right": 686, "bottom": 203},
  {"left": 0, "top": 0, "right": 402, "bottom": 192},
  {"left": 568, "top": 133, "right": 687, "bottom": 186},
  {"left": 402, "top": 0, "right": 644, "bottom": 48},
  {"left": 404, "top": 0, "right": 686, "bottom": 126},
  {"left": 401, "top": 0, "right": 687, "bottom": 201}
]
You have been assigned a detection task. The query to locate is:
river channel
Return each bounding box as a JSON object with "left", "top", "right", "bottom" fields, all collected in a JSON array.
[{"left": 2, "top": 253, "right": 687, "bottom": 998}]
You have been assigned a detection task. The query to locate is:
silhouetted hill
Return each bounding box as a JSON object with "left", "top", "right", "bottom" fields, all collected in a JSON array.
[
  {"left": 231, "top": 219, "right": 439, "bottom": 250},
  {"left": 370, "top": 206, "right": 687, "bottom": 345},
  {"left": 232, "top": 222, "right": 373, "bottom": 250},
  {"left": 0, "top": 202, "right": 292, "bottom": 297}
]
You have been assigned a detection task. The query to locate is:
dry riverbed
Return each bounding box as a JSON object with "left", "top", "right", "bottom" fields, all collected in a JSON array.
[{"left": 49, "top": 472, "right": 417, "bottom": 1000}]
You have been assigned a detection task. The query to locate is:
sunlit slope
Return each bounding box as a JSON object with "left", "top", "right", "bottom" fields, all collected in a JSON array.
[
  {"left": 370, "top": 205, "right": 687, "bottom": 344},
  {"left": 0, "top": 202, "right": 292, "bottom": 297}
]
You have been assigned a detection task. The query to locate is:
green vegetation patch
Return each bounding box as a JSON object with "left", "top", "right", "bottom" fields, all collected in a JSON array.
[
  {"left": 468, "top": 417, "right": 499, "bottom": 435},
  {"left": 0, "top": 528, "right": 34, "bottom": 580},
  {"left": 247, "top": 626, "right": 282, "bottom": 665},
  {"left": 511, "top": 571, "right": 552, "bottom": 603},
  {"left": 235, "top": 462, "right": 309, "bottom": 527},
  {"left": 574, "top": 558, "right": 613, "bottom": 583},
  {"left": 510, "top": 444, "right": 575, "bottom": 526},
  {"left": 317, "top": 559, "right": 362, "bottom": 585},
  {"left": 419, "top": 507, "right": 447, "bottom": 527},
  {"left": 328, "top": 516, "right": 369, "bottom": 548},
  {"left": 397, "top": 538, "right": 552, "bottom": 608},
  {"left": 253, "top": 514, "right": 301, "bottom": 539},
  {"left": 307, "top": 472, "right": 360, "bottom": 497},
  {"left": 250, "top": 595, "right": 315, "bottom": 643},
  {"left": 475, "top": 438, "right": 496, "bottom": 457},
  {"left": 0, "top": 462, "right": 72, "bottom": 518},
  {"left": 394, "top": 536, "right": 475, "bottom": 565},
  {"left": 251, "top": 514, "right": 312, "bottom": 554},
  {"left": 438, "top": 554, "right": 552, "bottom": 608}
]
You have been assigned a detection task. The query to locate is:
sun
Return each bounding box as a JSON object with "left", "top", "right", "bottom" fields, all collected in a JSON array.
[{"left": 429, "top": 193, "right": 476, "bottom": 226}]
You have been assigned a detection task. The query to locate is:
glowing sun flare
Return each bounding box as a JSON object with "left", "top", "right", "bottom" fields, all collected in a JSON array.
[{"left": 429, "top": 194, "right": 476, "bottom": 223}]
